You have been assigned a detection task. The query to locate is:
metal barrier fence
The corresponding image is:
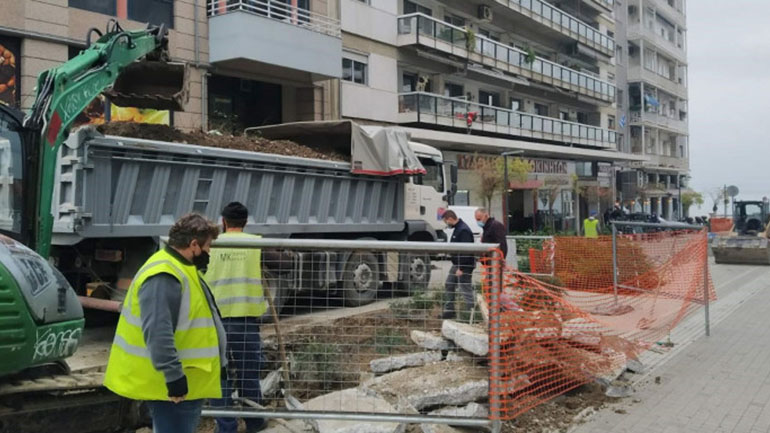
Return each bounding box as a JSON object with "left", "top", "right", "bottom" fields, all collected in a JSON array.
[
  {"left": 506, "top": 235, "right": 555, "bottom": 277},
  {"left": 196, "top": 238, "right": 504, "bottom": 432}
]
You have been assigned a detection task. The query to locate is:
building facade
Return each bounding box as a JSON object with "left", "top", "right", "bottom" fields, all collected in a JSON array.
[
  {"left": 1, "top": 0, "right": 689, "bottom": 230},
  {"left": 615, "top": 0, "right": 689, "bottom": 219}
]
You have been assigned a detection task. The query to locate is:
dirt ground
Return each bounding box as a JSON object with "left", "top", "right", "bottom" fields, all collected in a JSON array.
[{"left": 97, "top": 122, "right": 347, "bottom": 161}]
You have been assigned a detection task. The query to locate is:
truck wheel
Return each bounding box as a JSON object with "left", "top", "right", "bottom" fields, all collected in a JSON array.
[
  {"left": 342, "top": 252, "right": 380, "bottom": 307},
  {"left": 399, "top": 254, "right": 432, "bottom": 294}
]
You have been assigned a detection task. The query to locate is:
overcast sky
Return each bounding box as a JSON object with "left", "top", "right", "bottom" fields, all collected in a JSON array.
[{"left": 688, "top": 0, "right": 770, "bottom": 210}]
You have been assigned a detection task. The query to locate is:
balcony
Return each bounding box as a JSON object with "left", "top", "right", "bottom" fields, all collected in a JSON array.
[
  {"left": 397, "top": 14, "right": 616, "bottom": 104},
  {"left": 645, "top": 154, "right": 688, "bottom": 170},
  {"left": 582, "top": 0, "right": 614, "bottom": 13},
  {"left": 497, "top": 0, "right": 614, "bottom": 57},
  {"left": 628, "top": 22, "right": 687, "bottom": 63},
  {"left": 398, "top": 92, "right": 618, "bottom": 149},
  {"left": 647, "top": 0, "right": 686, "bottom": 27},
  {"left": 629, "top": 110, "right": 688, "bottom": 134},
  {"left": 208, "top": 0, "right": 342, "bottom": 79},
  {"left": 628, "top": 64, "right": 687, "bottom": 98}
]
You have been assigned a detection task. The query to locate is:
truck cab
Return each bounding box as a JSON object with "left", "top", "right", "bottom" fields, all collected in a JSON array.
[{"left": 406, "top": 141, "right": 457, "bottom": 241}]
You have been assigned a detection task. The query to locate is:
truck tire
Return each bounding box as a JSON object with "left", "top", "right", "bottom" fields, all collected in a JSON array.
[
  {"left": 399, "top": 253, "right": 432, "bottom": 294},
  {"left": 260, "top": 271, "right": 291, "bottom": 324},
  {"left": 342, "top": 252, "right": 380, "bottom": 307}
]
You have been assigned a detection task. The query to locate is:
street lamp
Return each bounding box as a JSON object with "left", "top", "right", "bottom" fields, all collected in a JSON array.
[{"left": 502, "top": 150, "right": 525, "bottom": 233}]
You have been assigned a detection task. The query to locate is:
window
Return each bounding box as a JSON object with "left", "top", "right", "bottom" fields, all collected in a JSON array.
[
  {"left": 479, "top": 90, "right": 500, "bottom": 107},
  {"left": 617, "top": 89, "right": 624, "bottom": 108},
  {"left": 510, "top": 98, "right": 522, "bottom": 111},
  {"left": 607, "top": 72, "right": 615, "bottom": 81},
  {"left": 444, "top": 13, "right": 465, "bottom": 27},
  {"left": 608, "top": 115, "right": 616, "bottom": 129},
  {"left": 402, "top": 73, "right": 418, "bottom": 92},
  {"left": 69, "top": 0, "right": 173, "bottom": 28},
  {"left": 415, "top": 158, "right": 444, "bottom": 193},
  {"left": 576, "top": 162, "right": 594, "bottom": 178},
  {"left": 534, "top": 103, "right": 549, "bottom": 116},
  {"left": 577, "top": 112, "right": 588, "bottom": 124},
  {"left": 342, "top": 58, "right": 368, "bottom": 85},
  {"left": 478, "top": 28, "right": 500, "bottom": 41},
  {"left": 616, "top": 44, "right": 623, "bottom": 61},
  {"left": 444, "top": 82, "right": 464, "bottom": 98},
  {"left": 404, "top": 0, "right": 431, "bottom": 15},
  {"left": 559, "top": 111, "right": 569, "bottom": 121}
]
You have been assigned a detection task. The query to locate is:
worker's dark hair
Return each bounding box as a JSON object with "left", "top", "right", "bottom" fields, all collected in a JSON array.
[
  {"left": 442, "top": 210, "right": 458, "bottom": 220},
  {"left": 168, "top": 213, "right": 219, "bottom": 248},
  {"left": 221, "top": 201, "right": 249, "bottom": 228}
]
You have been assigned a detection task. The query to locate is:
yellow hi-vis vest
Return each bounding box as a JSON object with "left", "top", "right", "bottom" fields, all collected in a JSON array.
[
  {"left": 584, "top": 218, "right": 599, "bottom": 238},
  {"left": 104, "top": 249, "right": 221, "bottom": 401},
  {"left": 204, "top": 231, "right": 267, "bottom": 318}
]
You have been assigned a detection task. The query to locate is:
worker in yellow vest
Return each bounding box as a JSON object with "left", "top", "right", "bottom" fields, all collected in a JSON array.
[
  {"left": 104, "top": 214, "right": 224, "bottom": 433},
  {"left": 584, "top": 211, "right": 600, "bottom": 239},
  {"left": 206, "top": 202, "right": 268, "bottom": 433}
]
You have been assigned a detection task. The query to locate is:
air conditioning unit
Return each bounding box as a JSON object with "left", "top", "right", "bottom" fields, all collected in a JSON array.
[{"left": 478, "top": 5, "right": 493, "bottom": 22}]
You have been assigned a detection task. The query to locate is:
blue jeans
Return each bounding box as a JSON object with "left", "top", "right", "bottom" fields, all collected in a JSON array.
[
  {"left": 211, "top": 317, "right": 265, "bottom": 433},
  {"left": 146, "top": 399, "right": 204, "bottom": 433}
]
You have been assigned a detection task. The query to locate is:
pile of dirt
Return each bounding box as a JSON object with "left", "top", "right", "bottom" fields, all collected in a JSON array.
[
  {"left": 502, "top": 383, "right": 614, "bottom": 433},
  {"left": 97, "top": 122, "right": 348, "bottom": 162}
]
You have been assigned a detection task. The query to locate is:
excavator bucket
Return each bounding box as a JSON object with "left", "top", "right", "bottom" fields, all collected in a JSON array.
[
  {"left": 105, "top": 60, "right": 189, "bottom": 111},
  {"left": 712, "top": 236, "right": 770, "bottom": 265}
]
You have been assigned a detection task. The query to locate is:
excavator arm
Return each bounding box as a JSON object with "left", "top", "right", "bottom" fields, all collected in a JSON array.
[{"left": 22, "top": 20, "right": 187, "bottom": 258}]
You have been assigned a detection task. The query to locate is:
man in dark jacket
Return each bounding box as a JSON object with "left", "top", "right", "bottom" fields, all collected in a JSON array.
[
  {"left": 475, "top": 207, "right": 508, "bottom": 258},
  {"left": 442, "top": 210, "right": 475, "bottom": 319}
]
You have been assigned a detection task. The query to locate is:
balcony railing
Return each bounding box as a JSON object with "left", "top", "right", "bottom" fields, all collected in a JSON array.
[
  {"left": 207, "top": 0, "right": 341, "bottom": 37},
  {"left": 501, "top": 0, "right": 614, "bottom": 56},
  {"left": 397, "top": 14, "right": 616, "bottom": 103},
  {"left": 628, "top": 64, "right": 687, "bottom": 98},
  {"left": 398, "top": 92, "right": 617, "bottom": 149},
  {"left": 629, "top": 110, "right": 688, "bottom": 133},
  {"left": 628, "top": 22, "right": 686, "bottom": 62}
]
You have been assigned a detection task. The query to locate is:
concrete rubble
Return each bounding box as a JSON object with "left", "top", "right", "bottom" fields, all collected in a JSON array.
[
  {"left": 363, "top": 360, "right": 488, "bottom": 411},
  {"left": 625, "top": 359, "right": 645, "bottom": 374},
  {"left": 411, "top": 330, "right": 454, "bottom": 351},
  {"left": 303, "top": 388, "right": 405, "bottom": 433},
  {"left": 441, "top": 320, "right": 488, "bottom": 357},
  {"left": 370, "top": 351, "right": 443, "bottom": 374},
  {"left": 428, "top": 402, "right": 489, "bottom": 420},
  {"left": 261, "top": 368, "right": 283, "bottom": 398}
]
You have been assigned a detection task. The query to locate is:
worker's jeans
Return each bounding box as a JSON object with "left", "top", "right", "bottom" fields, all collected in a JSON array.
[
  {"left": 443, "top": 265, "right": 474, "bottom": 317},
  {"left": 146, "top": 399, "right": 203, "bottom": 433},
  {"left": 212, "top": 317, "right": 265, "bottom": 433}
]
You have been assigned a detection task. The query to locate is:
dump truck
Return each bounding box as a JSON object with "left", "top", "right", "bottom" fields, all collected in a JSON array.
[
  {"left": 712, "top": 200, "right": 770, "bottom": 265},
  {"left": 42, "top": 120, "right": 455, "bottom": 309}
]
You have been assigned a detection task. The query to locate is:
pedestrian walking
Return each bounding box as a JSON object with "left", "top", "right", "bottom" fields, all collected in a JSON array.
[
  {"left": 475, "top": 207, "right": 508, "bottom": 258},
  {"left": 206, "top": 202, "right": 269, "bottom": 433},
  {"left": 584, "top": 211, "right": 599, "bottom": 238},
  {"left": 442, "top": 210, "right": 475, "bottom": 319},
  {"left": 104, "top": 214, "right": 225, "bottom": 433}
]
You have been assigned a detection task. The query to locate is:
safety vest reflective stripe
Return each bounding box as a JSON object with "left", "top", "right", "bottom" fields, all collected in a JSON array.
[
  {"left": 113, "top": 334, "right": 219, "bottom": 360},
  {"left": 121, "top": 259, "right": 216, "bottom": 331},
  {"left": 216, "top": 295, "right": 266, "bottom": 306},
  {"left": 208, "top": 277, "right": 263, "bottom": 287}
]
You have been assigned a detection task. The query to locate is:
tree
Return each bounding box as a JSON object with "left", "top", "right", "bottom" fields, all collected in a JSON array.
[
  {"left": 539, "top": 178, "right": 563, "bottom": 233},
  {"left": 472, "top": 155, "right": 532, "bottom": 211},
  {"left": 681, "top": 191, "right": 704, "bottom": 217}
]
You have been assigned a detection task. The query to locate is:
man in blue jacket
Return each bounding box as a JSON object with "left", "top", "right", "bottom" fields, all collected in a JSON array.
[{"left": 441, "top": 210, "right": 476, "bottom": 319}]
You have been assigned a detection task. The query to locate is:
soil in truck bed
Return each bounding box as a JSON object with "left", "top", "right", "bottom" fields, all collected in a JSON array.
[{"left": 97, "top": 122, "right": 347, "bottom": 162}]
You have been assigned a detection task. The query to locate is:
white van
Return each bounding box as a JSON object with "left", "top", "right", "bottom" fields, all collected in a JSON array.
[{"left": 443, "top": 206, "right": 483, "bottom": 242}]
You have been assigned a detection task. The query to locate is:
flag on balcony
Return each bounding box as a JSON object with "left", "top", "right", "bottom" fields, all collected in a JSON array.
[{"left": 644, "top": 94, "right": 660, "bottom": 107}]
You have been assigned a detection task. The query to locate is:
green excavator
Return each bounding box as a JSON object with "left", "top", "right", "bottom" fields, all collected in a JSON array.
[{"left": 0, "top": 20, "right": 187, "bottom": 430}]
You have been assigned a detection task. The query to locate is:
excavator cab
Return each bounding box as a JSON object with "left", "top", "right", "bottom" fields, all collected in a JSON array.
[{"left": 713, "top": 200, "right": 770, "bottom": 265}]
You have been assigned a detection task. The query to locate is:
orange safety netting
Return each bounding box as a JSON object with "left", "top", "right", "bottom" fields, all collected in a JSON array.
[
  {"left": 710, "top": 217, "right": 733, "bottom": 233},
  {"left": 482, "top": 229, "right": 716, "bottom": 421}
]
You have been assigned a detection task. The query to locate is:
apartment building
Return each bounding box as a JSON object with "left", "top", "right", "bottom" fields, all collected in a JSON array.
[
  {"left": 615, "top": 0, "right": 689, "bottom": 219},
  {"left": 0, "top": 0, "right": 341, "bottom": 130},
  {"left": 341, "top": 0, "right": 639, "bottom": 231}
]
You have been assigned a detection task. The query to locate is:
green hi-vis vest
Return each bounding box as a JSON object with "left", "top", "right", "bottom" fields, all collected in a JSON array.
[
  {"left": 104, "top": 249, "right": 221, "bottom": 400},
  {"left": 205, "top": 231, "right": 267, "bottom": 318},
  {"left": 584, "top": 218, "right": 599, "bottom": 238}
]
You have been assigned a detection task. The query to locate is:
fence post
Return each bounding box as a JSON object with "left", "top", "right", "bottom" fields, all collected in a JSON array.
[
  {"left": 489, "top": 250, "right": 504, "bottom": 433},
  {"left": 703, "top": 230, "right": 711, "bottom": 336},
  {"left": 611, "top": 223, "right": 619, "bottom": 305}
]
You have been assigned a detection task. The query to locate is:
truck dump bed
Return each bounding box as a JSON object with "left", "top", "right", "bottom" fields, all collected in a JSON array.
[{"left": 52, "top": 128, "right": 406, "bottom": 244}]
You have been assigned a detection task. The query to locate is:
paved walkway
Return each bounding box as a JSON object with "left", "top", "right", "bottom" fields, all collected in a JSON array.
[{"left": 570, "top": 263, "right": 770, "bottom": 433}]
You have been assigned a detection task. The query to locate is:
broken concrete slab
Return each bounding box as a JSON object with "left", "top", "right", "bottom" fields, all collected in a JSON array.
[
  {"left": 364, "top": 360, "right": 488, "bottom": 411},
  {"left": 429, "top": 402, "right": 489, "bottom": 420},
  {"left": 605, "top": 382, "right": 634, "bottom": 398},
  {"left": 411, "top": 330, "right": 454, "bottom": 351},
  {"left": 525, "top": 327, "right": 560, "bottom": 340},
  {"left": 261, "top": 369, "right": 282, "bottom": 398},
  {"left": 625, "top": 359, "right": 645, "bottom": 374},
  {"left": 561, "top": 318, "right": 602, "bottom": 346},
  {"left": 370, "top": 351, "right": 443, "bottom": 374},
  {"left": 598, "top": 349, "right": 628, "bottom": 383},
  {"left": 442, "top": 320, "right": 488, "bottom": 357},
  {"left": 445, "top": 351, "right": 475, "bottom": 363},
  {"left": 303, "top": 388, "right": 404, "bottom": 433}
]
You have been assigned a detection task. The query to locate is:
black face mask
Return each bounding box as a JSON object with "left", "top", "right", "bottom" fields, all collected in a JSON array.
[{"left": 193, "top": 251, "right": 210, "bottom": 271}]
